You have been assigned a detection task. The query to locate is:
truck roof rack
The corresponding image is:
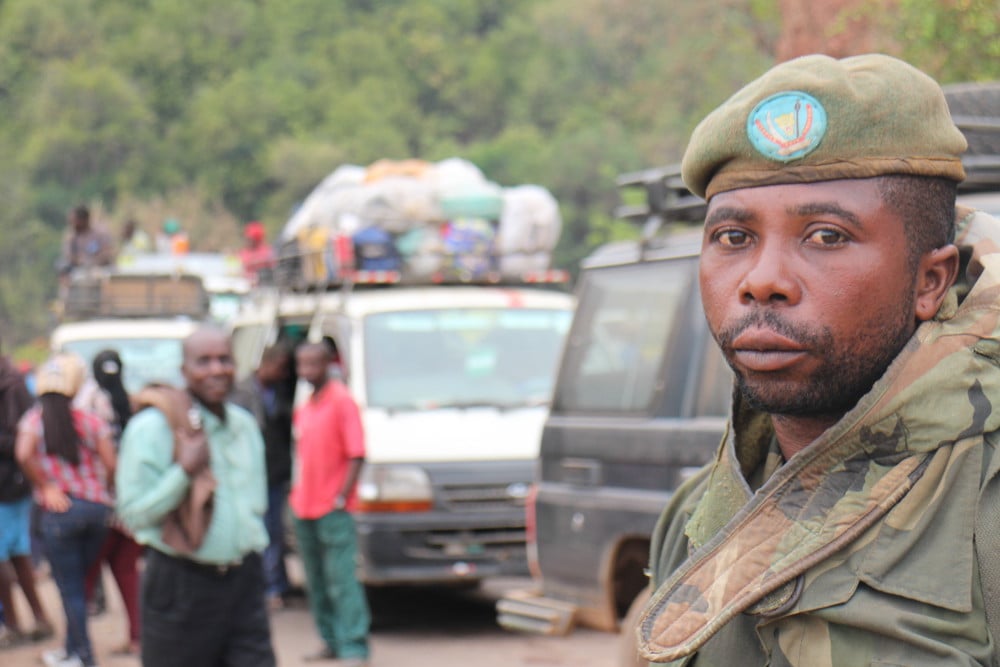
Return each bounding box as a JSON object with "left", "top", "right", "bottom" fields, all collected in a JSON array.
[
  {"left": 272, "top": 236, "right": 568, "bottom": 293},
  {"left": 944, "top": 81, "right": 1000, "bottom": 192},
  {"left": 614, "top": 164, "right": 706, "bottom": 225},
  {"left": 613, "top": 164, "right": 706, "bottom": 260},
  {"left": 61, "top": 270, "right": 210, "bottom": 321}
]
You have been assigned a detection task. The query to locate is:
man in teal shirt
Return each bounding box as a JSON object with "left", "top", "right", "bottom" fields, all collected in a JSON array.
[{"left": 116, "top": 326, "right": 275, "bottom": 667}]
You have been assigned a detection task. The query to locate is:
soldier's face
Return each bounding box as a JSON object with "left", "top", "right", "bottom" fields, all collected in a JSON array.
[{"left": 699, "top": 178, "right": 917, "bottom": 418}]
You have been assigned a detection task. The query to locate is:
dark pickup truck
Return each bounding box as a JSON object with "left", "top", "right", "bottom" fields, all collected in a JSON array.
[
  {"left": 495, "top": 166, "right": 730, "bottom": 654},
  {"left": 497, "top": 79, "right": 1000, "bottom": 667}
]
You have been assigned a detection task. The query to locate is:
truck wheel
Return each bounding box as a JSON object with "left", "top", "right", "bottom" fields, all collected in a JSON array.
[{"left": 618, "top": 585, "right": 651, "bottom": 667}]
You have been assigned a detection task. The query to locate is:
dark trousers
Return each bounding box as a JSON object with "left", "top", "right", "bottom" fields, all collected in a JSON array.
[
  {"left": 262, "top": 483, "right": 290, "bottom": 598},
  {"left": 39, "top": 498, "right": 110, "bottom": 667},
  {"left": 141, "top": 549, "right": 276, "bottom": 667},
  {"left": 84, "top": 526, "right": 143, "bottom": 643}
]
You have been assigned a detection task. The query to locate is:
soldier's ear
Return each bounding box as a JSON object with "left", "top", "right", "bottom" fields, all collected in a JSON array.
[{"left": 914, "top": 244, "right": 959, "bottom": 322}]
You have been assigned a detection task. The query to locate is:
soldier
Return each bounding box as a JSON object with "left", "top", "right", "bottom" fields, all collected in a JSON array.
[{"left": 637, "top": 54, "right": 1000, "bottom": 665}]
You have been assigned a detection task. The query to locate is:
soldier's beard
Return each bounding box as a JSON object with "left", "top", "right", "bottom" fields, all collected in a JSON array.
[{"left": 715, "top": 300, "right": 916, "bottom": 419}]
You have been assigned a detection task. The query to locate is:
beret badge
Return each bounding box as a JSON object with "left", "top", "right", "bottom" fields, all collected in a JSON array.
[{"left": 746, "top": 91, "right": 827, "bottom": 163}]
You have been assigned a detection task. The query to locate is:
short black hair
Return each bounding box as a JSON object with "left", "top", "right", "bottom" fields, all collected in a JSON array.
[
  {"left": 181, "top": 325, "right": 230, "bottom": 364},
  {"left": 260, "top": 343, "right": 291, "bottom": 364},
  {"left": 876, "top": 175, "right": 957, "bottom": 269},
  {"left": 321, "top": 335, "right": 340, "bottom": 361},
  {"left": 296, "top": 341, "right": 330, "bottom": 363}
]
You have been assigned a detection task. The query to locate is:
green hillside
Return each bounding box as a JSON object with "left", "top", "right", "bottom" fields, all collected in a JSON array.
[{"left": 0, "top": 0, "right": 995, "bottom": 350}]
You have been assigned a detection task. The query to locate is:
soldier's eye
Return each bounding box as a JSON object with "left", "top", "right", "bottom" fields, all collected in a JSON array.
[
  {"left": 713, "top": 229, "right": 751, "bottom": 248},
  {"left": 805, "top": 229, "right": 848, "bottom": 246}
]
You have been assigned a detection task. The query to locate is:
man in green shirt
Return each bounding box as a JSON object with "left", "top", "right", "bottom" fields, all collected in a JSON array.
[
  {"left": 117, "top": 326, "right": 275, "bottom": 667},
  {"left": 638, "top": 54, "right": 1000, "bottom": 666}
]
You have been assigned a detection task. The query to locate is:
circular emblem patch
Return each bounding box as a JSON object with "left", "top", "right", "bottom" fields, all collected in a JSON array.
[{"left": 746, "top": 91, "right": 827, "bottom": 162}]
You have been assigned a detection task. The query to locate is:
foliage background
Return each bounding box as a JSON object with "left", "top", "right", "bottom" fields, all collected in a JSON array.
[{"left": 0, "top": 0, "right": 997, "bottom": 355}]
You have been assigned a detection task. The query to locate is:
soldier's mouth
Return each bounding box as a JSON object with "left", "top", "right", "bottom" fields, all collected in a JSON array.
[
  {"left": 733, "top": 349, "right": 807, "bottom": 372},
  {"left": 731, "top": 328, "right": 807, "bottom": 372}
]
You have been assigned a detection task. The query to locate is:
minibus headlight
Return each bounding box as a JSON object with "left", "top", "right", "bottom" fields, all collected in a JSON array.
[{"left": 357, "top": 465, "right": 433, "bottom": 512}]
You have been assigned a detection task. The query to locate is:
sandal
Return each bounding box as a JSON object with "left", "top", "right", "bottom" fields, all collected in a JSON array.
[
  {"left": 30, "top": 623, "right": 55, "bottom": 642},
  {"left": 0, "top": 627, "right": 27, "bottom": 649},
  {"left": 111, "top": 641, "right": 140, "bottom": 656}
]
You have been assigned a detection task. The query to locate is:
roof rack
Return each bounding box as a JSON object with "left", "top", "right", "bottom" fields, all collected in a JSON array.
[
  {"left": 614, "top": 164, "right": 706, "bottom": 225},
  {"left": 61, "top": 270, "right": 209, "bottom": 321},
  {"left": 944, "top": 81, "right": 1000, "bottom": 192},
  {"left": 613, "top": 164, "right": 706, "bottom": 260},
  {"left": 273, "top": 237, "right": 568, "bottom": 293}
]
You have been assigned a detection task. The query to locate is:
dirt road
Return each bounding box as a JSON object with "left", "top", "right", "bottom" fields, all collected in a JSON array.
[{"left": 2, "top": 563, "right": 620, "bottom": 667}]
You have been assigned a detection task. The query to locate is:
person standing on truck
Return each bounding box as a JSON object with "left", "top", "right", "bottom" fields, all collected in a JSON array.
[
  {"left": 57, "top": 206, "right": 115, "bottom": 279},
  {"left": 290, "top": 342, "right": 370, "bottom": 666},
  {"left": 155, "top": 217, "right": 189, "bottom": 255},
  {"left": 638, "top": 54, "right": 1000, "bottom": 665},
  {"left": 117, "top": 220, "right": 152, "bottom": 259},
  {"left": 229, "top": 343, "right": 294, "bottom": 611},
  {"left": 239, "top": 221, "right": 276, "bottom": 282},
  {"left": 115, "top": 327, "right": 276, "bottom": 667}
]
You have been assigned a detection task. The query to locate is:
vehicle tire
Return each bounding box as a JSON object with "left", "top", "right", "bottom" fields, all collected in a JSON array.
[{"left": 618, "top": 585, "right": 651, "bottom": 667}]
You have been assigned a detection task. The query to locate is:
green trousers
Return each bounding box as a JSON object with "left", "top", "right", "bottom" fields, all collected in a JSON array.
[{"left": 293, "top": 510, "right": 370, "bottom": 659}]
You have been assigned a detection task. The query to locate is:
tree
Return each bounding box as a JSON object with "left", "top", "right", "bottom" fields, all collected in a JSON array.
[
  {"left": 0, "top": 216, "right": 61, "bottom": 345},
  {"left": 773, "top": 0, "right": 1000, "bottom": 82},
  {"left": 18, "top": 61, "right": 156, "bottom": 211},
  {"left": 874, "top": 0, "right": 1000, "bottom": 83},
  {"left": 0, "top": 0, "right": 994, "bottom": 349}
]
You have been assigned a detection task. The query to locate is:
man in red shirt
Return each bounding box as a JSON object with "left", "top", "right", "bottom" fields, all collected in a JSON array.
[
  {"left": 239, "top": 221, "right": 275, "bottom": 282},
  {"left": 290, "top": 343, "right": 369, "bottom": 666}
]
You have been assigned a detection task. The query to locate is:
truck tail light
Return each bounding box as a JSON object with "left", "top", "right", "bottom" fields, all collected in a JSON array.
[{"left": 526, "top": 483, "right": 541, "bottom": 579}]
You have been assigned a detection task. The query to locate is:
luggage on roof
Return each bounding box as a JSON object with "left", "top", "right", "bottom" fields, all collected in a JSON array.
[{"left": 277, "top": 158, "right": 565, "bottom": 289}]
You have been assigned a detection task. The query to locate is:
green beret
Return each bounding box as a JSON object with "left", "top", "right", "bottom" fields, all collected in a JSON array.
[{"left": 682, "top": 53, "right": 968, "bottom": 200}]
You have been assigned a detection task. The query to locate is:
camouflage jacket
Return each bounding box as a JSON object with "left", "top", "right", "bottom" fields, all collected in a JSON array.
[{"left": 639, "top": 207, "right": 1000, "bottom": 667}]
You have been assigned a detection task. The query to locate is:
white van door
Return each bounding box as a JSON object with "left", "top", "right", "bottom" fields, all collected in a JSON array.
[{"left": 230, "top": 293, "right": 281, "bottom": 380}]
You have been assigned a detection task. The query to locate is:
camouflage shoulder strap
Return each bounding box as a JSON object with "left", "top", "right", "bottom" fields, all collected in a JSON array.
[
  {"left": 976, "top": 431, "right": 1000, "bottom": 667},
  {"left": 638, "top": 447, "right": 930, "bottom": 663}
]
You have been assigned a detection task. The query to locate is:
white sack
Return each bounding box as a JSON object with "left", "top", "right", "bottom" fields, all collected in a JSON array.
[{"left": 497, "top": 185, "right": 562, "bottom": 254}]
